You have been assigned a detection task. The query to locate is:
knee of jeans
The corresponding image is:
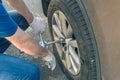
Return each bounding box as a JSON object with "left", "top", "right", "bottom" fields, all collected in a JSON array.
[
  {"left": 28, "top": 64, "right": 41, "bottom": 79},
  {"left": 0, "top": 66, "right": 41, "bottom": 80}
]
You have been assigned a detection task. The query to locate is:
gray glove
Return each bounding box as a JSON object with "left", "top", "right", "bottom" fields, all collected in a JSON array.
[
  {"left": 30, "top": 16, "right": 46, "bottom": 34},
  {"left": 43, "top": 50, "right": 56, "bottom": 71}
]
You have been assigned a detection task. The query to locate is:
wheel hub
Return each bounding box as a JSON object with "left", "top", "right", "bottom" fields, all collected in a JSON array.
[{"left": 65, "top": 38, "right": 72, "bottom": 45}]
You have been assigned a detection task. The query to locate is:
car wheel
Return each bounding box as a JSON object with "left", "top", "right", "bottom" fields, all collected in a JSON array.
[{"left": 48, "top": 0, "right": 101, "bottom": 80}]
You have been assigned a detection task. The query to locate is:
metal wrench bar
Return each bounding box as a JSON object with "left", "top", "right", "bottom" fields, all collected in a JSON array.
[{"left": 46, "top": 38, "right": 65, "bottom": 45}]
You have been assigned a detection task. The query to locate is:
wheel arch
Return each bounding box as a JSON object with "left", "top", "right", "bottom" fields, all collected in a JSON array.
[{"left": 41, "top": 0, "right": 51, "bottom": 16}]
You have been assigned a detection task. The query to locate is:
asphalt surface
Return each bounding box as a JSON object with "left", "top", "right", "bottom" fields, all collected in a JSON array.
[{"left": 2, "top": 1, "right": 68, "bottom": 80}]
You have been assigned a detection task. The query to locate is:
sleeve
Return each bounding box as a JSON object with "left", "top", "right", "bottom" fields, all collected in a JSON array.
[{"left": 0, "top": 2, "right": 18, "bottom": 38}]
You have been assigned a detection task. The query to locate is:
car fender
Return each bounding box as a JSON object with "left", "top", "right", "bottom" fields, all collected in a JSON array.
[{"left": 24, "top": 0, "right": 46, "bottom": 18}]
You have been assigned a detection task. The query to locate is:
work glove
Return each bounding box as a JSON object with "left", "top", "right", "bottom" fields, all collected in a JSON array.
[
  {"left": 30, "top": 16, "right": 46, "bottom": 34},
  {"left": 43, "top": 50, "right": 56, "bottom": 71}
]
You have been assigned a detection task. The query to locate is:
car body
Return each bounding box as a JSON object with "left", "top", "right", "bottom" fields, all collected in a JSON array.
[
  {"left": 83, "top": 0, "right": 120, "bottom": 80},
  {"left": 24, "top": 0, "right": 120, "bottom": 80}
]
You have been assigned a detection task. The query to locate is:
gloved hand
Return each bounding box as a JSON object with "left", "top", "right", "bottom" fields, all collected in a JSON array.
[
  {"left": 43, "top": 50, "right": 56, "bottom": 71},
  {"left": 30, "top": 16, "right": 46, "bottom": 34}
]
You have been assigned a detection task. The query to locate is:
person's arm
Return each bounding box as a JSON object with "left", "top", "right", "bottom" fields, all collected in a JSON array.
[
  {"left": 2, "top": 0, "right": 56, "bottom": 70},
  {"left": 6, "top": 0, "right": 33, "bottom": 24},
  {"left": 6, "top": 27, "right": 48, "bottom": 57}
]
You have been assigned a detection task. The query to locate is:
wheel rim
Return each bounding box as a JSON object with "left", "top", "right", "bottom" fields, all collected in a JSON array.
[{"left": 52, "top": 10, "right": 81, "bottom": 75}]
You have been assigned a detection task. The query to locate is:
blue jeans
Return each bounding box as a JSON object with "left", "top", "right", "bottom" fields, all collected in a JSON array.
[
  {"left": 0, "top": 54, "right": 40, "bottom": 80},
  {"left": 0, "top": 11, "right": 41, "bottom": 80}
]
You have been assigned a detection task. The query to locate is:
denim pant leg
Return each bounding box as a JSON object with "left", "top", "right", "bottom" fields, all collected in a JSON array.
[
  {"left": 0, "top": 54, "right": 41, "bottom": 80},
  {"left": 0, "top": 10, "right": 29, "bottom": 53}
]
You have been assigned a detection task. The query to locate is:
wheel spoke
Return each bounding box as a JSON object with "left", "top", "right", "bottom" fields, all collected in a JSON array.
[
  {"left": 69, "top": 45, "right": 80, "bottom": 65},
  {"left": 65, "top": 48, "right": 72, "bottom": 69},
  {"left": 56, "top": 44, "right": 63, "bottom": 56},
  {"left": 54, "top": 13, "right": 62, "bottom": 31},
  {"left": 53, "top": 25, "right": 64, "bottom": 38},
  {"left": 54, "top": 35, "right": 59, "bottom": 40},
  {"left": 69, "top": 55, "right": 78, "bottom": 74},
  {"left": 66, "top": 24, "right": 73, "bottom": 38},
  {"left": 59, "top": 12, "right": 68, "bottom": 36},
  {"left": 68, "top": 40, "right": 78, "bottom": 47}
]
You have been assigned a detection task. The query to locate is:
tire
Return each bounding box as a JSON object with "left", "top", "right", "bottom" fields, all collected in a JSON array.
[{"left": 48, "top": 0, "right": 101, "bottom": 80}]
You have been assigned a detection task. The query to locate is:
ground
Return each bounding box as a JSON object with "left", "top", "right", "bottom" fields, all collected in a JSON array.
[{"left": 2, "top": 1, "right": 68, "bottom": 80}]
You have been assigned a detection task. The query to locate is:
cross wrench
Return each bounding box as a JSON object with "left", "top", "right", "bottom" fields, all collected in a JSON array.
[{"left": 39, "top": 33, "right": 65, "bottom": 48}]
